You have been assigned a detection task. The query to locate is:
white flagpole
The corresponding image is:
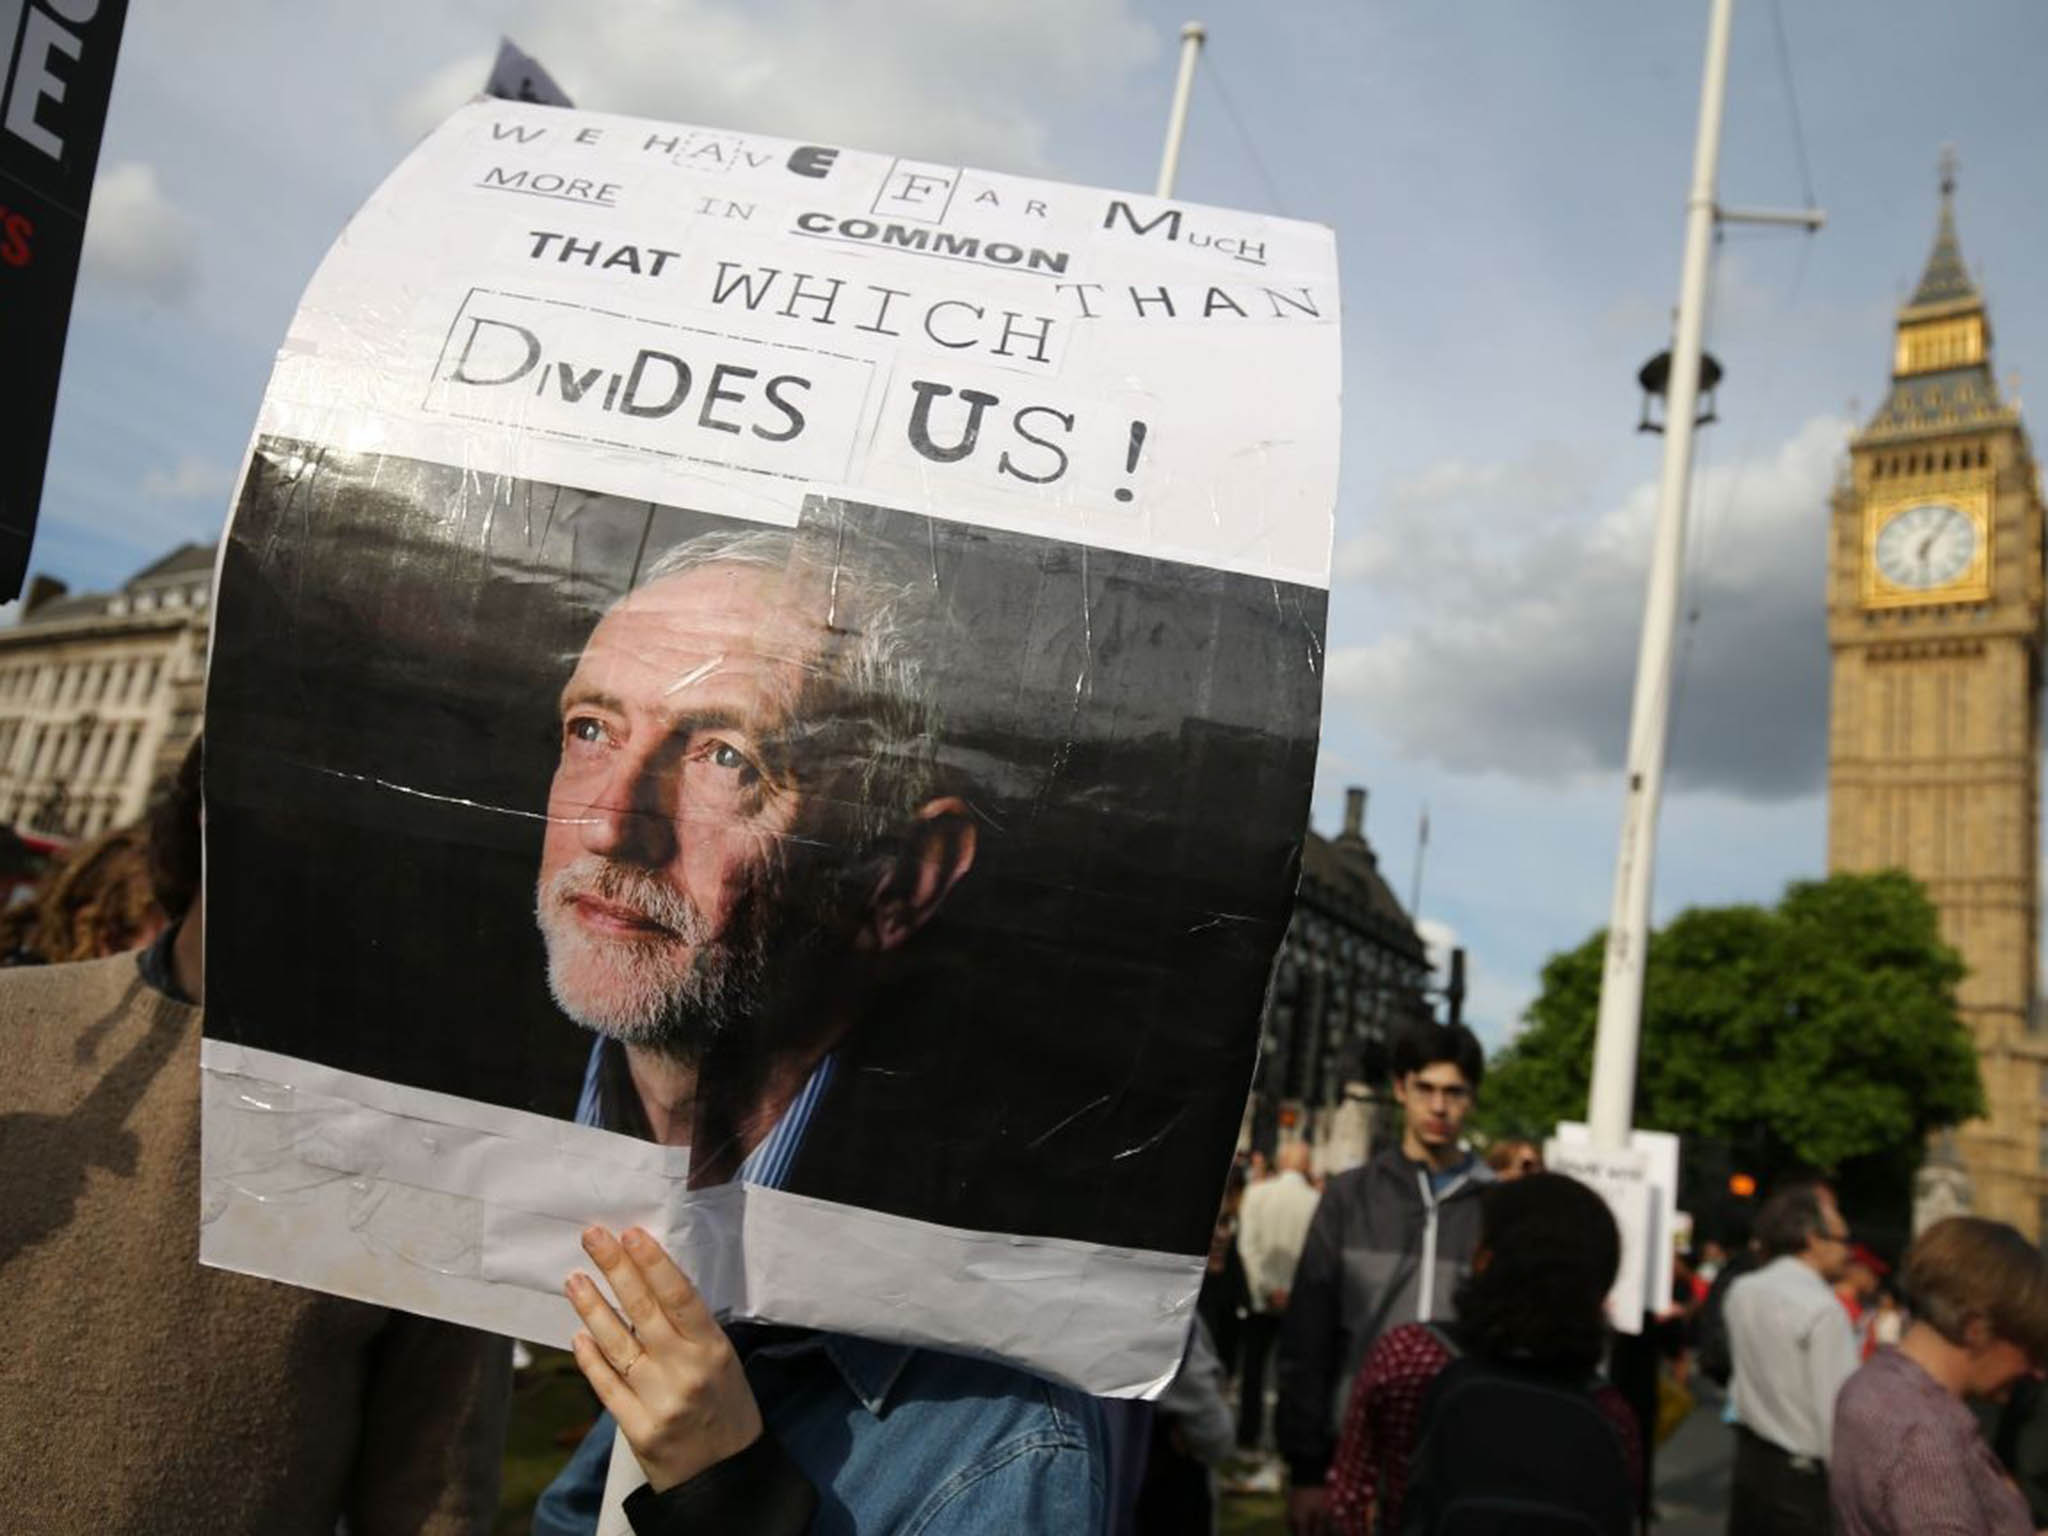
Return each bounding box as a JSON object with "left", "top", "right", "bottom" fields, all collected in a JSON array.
[
  {"left": 1586, "top": 0, "right": 1734, "bottom": 1150},
  {"left": 1155, "top": 22, "right": 1206, "bottom": 199}
]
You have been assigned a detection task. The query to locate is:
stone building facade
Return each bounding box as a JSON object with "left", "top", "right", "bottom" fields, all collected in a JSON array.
[
  {"left": 1250, "top": 786, "right": 1434, "bottom": 1172},
  {"left": 0, "top": 543, "right": 213, "bottom": 840},
  {"left": 1826, "top": 163, "right": 2047, "bottom": 1235}
]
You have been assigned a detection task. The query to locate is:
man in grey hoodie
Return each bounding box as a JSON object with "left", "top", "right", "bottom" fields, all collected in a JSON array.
[{"left": 1274, "top": 1022, "right": 1492, "bottom": 1535}]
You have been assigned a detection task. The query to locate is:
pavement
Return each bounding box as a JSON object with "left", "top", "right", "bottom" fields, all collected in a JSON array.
[{"left": 1652, "top": 1380, "right": 1734, "bottom": 1534}]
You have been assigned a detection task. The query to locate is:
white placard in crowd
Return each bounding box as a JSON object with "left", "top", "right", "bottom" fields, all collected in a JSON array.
[
  {"left": 1556, "top": 1121, "right": 1681, "bottom": 1322},
  {"left": 1544, "top": 1136, "right": 1654, "bottom": 1336}
]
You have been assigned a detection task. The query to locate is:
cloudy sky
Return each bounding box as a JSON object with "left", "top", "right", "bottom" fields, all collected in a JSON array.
[{"left": 34, "top": 0, "right": 2048, "bottom": 1044}]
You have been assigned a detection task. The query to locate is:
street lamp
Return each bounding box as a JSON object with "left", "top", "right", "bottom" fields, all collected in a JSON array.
[{"left": 1636, "top": 348, "right": 1724, "bottom": 435}]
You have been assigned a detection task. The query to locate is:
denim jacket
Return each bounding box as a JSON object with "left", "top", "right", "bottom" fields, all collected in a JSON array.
[
  {"left": 544, "top": 1025, "right": 1107, "bottom": 1535},
  {"left": 535, "top": 1326, "right": 1108, "bottom": 1536}
]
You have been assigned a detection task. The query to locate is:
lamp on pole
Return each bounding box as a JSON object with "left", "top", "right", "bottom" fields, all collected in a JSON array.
[{"left": 1586, "top": 0, "right": 1822, "bottom": 1151}]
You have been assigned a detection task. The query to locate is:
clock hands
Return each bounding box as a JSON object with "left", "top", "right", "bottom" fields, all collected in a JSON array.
[{"left": 1879, "top": 504, "right": 1974, "bottom": 591}]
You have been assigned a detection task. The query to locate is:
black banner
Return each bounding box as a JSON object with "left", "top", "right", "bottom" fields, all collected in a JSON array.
[
  {"left": 483, "top": 37, "right": 572, "bottom": 108},
  {"left": 0, "top": 0, "right": 130, "bottom": 599}
]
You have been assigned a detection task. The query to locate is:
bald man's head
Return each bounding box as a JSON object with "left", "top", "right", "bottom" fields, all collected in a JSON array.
[{"left": 1278, "top": 1141, "right": 1314, "bottom": 1176}]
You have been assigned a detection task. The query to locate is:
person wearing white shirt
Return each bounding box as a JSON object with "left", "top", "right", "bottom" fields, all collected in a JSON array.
[
  {"left": 1724, "top": 1181, "right": 1859, "bottom": 1535},
  {"left": 1233, "top": 1141, "right": 1321, "bottom": 1450}
]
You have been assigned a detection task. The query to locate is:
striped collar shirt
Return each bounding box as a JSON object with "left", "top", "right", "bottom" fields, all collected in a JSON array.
[{"left": 573, "top": 1037, "right": 834, "bottom": 1189}]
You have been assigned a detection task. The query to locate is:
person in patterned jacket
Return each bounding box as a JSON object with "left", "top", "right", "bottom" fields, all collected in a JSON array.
[
  {"left": 1323, "top": 1172, "right": 1641, "bottom": 1534},
  {"left": 1831, "top": 1216, "right": 2048, "bottom": 1536}
]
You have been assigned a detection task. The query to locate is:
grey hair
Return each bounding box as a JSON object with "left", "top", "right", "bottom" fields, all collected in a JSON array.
[{"left": 637, "top": 518, "right": 952, "bottom": 851}]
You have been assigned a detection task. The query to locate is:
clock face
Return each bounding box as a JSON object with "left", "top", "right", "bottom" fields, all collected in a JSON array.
[{"left": 1874, "top": 502, "right": 1979, "bottom": 591}]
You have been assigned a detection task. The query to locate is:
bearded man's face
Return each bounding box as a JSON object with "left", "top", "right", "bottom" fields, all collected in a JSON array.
[{"left": 535, "top": 562, "right": 838, "bottom": 1059}]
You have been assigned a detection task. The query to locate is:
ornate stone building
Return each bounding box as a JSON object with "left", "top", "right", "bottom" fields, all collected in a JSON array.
[
  {"left": 0, "top": 543, "right": 213, "bottom": 840},
  {"left": 1251, "top": 786, "right": 1434, "bottom": 1170},
  {"left": 1827, "top": 160, "right": 2046, "bottom": 1235}
]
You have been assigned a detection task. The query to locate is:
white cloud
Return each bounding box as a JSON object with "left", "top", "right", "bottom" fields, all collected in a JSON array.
[
  {"left": 1328, "top": 414, "right": 1852, "bottom": 801},
  {"left": 141, "top": 456, "right": 234, "bottom": 502},
  {"left": 1414, "top": 917, "right": 1458, "bottom": 982},
  {"left": 1466, "top": 967, "right": 1536, "bottom": 1051},
  {"left": 1335, "top": 443, "right": 1591, "bottom": 585},
  {"left": 393, "top": 1, "right": 1157, "bottom": 173},
  {"left": 81, "top": 161, "right": 198, "bottom": 302},
  {"left": 1413, "top": 917, "right": 1527, "bottom": 1047},
  {"left": 394, "top": 53, "right": 497, "bottom": 146}
]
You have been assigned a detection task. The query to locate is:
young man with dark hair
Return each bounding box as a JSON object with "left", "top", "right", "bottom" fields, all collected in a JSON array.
[
  {"left": 1723, "top": 1179, "right": 1858, "bottom": 1536},
  {"left": 1273, "top": 1022, "right": 1492, "bottom": 1535}
]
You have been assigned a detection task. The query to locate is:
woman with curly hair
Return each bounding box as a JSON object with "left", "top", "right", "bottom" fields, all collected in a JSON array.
[
  {"left": 0, "top": 822, "right": 163, "bottom": 965},
  {"left": 1325, "top": 1171, "right": 1641, "bottom": 1534}
]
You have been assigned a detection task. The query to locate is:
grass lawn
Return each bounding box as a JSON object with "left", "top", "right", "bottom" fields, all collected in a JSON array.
[
  {"left": 498, "top": 1347, "right": 599, "bottom": 1536},
  {"left": 1219, "top": 1490, "right": 1288, "bottom": 1535}
]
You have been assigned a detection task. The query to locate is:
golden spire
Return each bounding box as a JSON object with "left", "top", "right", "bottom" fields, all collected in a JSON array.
[{"left": 1907, "top": 145, "right": 1978, "bottom": 311}]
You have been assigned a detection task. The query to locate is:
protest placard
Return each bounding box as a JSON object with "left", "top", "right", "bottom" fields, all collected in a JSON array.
[
  {"left": 1545, "top": 1133, "right": 1658, "bottom": 1337},
  {"left": 199, "top": 100, "right": 1338, "bottom": 1396},
  {"left": 0, "top": 0, "right": 132, "bottom": 598},
  {"left": 1555, "top": 1120, "right": 1681, "bottom": 1324}
]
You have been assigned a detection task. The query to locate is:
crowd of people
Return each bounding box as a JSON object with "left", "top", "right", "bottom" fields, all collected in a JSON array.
[
  {"left": 1694, "top": 1178, "right": 2048, "bottom": 1536},
  {"left": 8, "top": 754, "right": 2048, "bottom": 1534},
  {"left": 1192, "top": 1023, "right": 2048, "bottom": 1536}
]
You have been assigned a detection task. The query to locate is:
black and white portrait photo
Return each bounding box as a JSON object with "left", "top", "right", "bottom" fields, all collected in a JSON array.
[{"left": 208, "top": 442, "right": 1324, "bottom": 1255}]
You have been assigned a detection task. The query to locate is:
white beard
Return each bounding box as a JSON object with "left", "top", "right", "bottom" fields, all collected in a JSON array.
[{"left": 536, "top": 855, "right": 774, "bottom": 1059}]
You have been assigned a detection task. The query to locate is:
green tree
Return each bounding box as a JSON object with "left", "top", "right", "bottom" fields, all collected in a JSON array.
[{"left": 1481, "top": 871, "right": 1983, "bottom": 1175}]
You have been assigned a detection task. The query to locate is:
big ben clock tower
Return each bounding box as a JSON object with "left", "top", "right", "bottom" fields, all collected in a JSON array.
[{"left": 1828, "top": 154, "right": 2048, "bottom": 1234}]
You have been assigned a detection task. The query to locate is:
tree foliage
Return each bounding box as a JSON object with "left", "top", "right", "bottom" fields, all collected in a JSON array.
[{"left": 1481, "top": 871, "right": 1983, "bottom": 1173}]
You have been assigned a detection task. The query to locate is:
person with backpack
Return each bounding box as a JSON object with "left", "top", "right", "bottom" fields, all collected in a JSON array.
[
  {"left": 1323, "top": 1172, "right": 1641, "bottom": 1536},
  {"left": 1276, "top": 1023, "right": 1494, "bottom": 1534}
]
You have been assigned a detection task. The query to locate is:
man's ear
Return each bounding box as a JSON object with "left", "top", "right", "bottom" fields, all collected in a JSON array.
[{"left": 866, "top": 796, "right": 978, "bottom": 952}]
